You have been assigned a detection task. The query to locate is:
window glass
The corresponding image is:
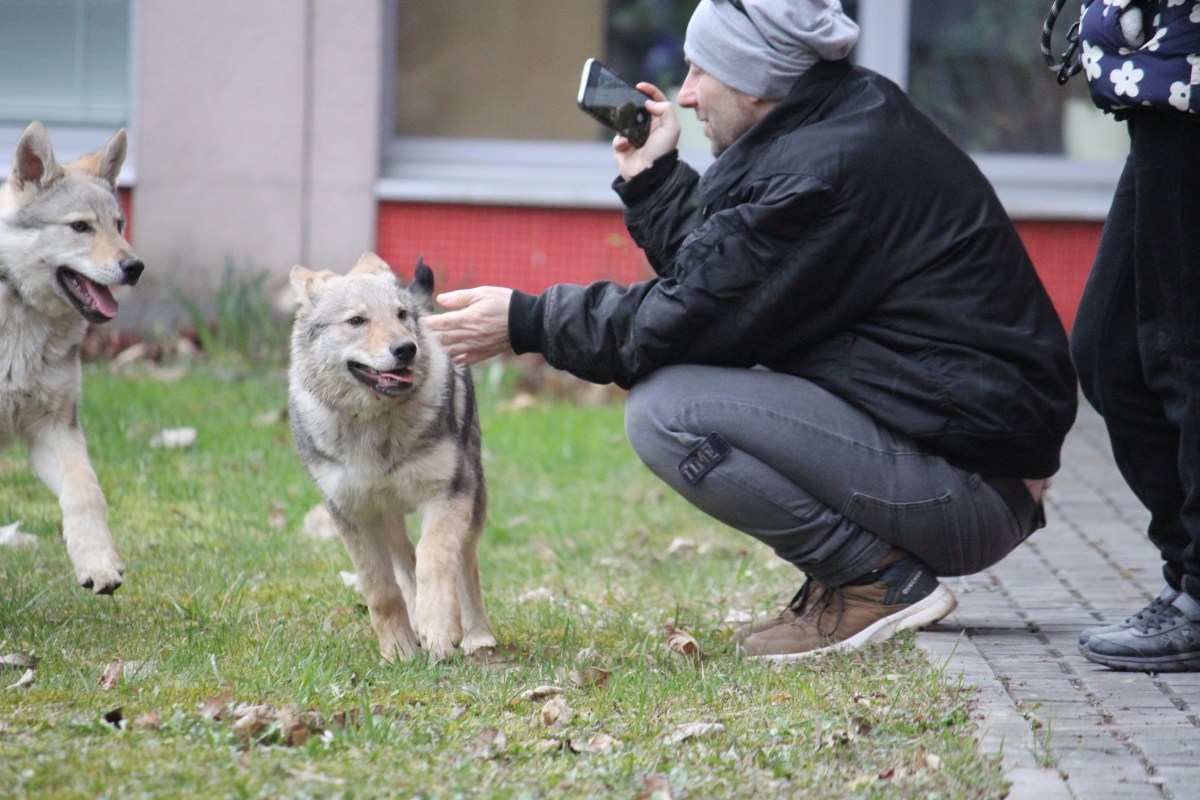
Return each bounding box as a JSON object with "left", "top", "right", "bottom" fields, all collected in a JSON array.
[
  {"left": 394, "top": 0, "right": 859, "bottom": 144},
  {"left": 906, "top": 0, "right": 1125, "bottom": 161},
  {"left": 0, "top": 0, "right": 130, "bottom": 126}
]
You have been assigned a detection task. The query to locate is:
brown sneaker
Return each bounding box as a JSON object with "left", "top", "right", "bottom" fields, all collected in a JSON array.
[
  {"left": 743, "top": 556, "right": 957, "bottom": 660},
  {"left": 734, "top": 584, "right": 811, "bottom": 640}
]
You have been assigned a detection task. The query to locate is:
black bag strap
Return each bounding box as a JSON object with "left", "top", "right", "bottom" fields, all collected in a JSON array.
[{"left": 1041, "top": 0, "right": 1083, "bottom": 85}]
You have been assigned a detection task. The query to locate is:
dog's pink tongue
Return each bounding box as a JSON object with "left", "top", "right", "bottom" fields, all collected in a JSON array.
[
  {"left": 380, "top": 371, "right": 413, "bottom": 387},
  {"left": 82, "top": 279, "right": 119, "bottom": 319}
]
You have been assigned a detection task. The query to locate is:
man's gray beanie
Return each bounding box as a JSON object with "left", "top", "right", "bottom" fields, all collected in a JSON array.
[{"left": 684, "top": 0, "right": 860, "bottom": 100}]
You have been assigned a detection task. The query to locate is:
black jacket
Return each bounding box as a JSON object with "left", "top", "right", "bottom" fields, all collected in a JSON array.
[{"left": 509, "top": 60, "right": 1077, "bottom": 478}]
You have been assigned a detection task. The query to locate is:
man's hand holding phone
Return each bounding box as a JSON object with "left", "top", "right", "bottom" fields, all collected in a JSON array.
[{"left": 612, "top": 82, "right": 679, "bottom": 181}]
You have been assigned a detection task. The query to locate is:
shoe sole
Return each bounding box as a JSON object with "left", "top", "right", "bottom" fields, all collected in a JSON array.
[
  {"left": 1078, "top": 644, "right": 1200, "bottom": 672},
  {"left": 751, "top": 584, "right": 958, "bottom": 662}
]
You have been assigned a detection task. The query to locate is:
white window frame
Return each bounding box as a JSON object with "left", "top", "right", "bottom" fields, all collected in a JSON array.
[{"left": 378, "top": 0, "right": 1119, "bottom": 219}]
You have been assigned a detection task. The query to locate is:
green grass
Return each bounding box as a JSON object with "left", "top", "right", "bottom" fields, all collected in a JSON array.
[{"left": 0, "top": 361, "right": 1007, "bottom": 799}]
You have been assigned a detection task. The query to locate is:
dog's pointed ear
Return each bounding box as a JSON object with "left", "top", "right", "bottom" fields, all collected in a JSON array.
[
  {"left": 411, "top": 256, "right": 436, "bottom": 311},
  {"left": 349, "top": 251, "right": 392, "bottom": 277},
  {"left": 10, "top": 121, "right": 62, "bottom": 193},
  {"left": 88, "top": 128, "right": 128, "bottom": 188},
  {"left": 290, "top": 265, "right": 336, "bottom": 307}
]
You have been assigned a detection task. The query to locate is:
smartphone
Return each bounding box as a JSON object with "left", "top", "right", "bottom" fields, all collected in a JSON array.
[{"left": 576, "top": 58, "right": 652, "bottom": 148}]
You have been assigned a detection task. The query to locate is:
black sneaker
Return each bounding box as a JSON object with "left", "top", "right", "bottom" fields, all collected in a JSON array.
[
  {"left": 1080, "top": 592, "right": 1200, "bottom": 672},
  {"left": 1077, "top": 586, "right": 1180, "bottom": 646}
]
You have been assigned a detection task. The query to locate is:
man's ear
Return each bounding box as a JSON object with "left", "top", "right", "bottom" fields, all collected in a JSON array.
[{"left": 10, "top": 121, "right": 62, "bottom": 193}]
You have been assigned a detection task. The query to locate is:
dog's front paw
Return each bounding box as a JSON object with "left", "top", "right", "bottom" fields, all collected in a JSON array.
[
  {"left": 414, "top": 608, "right": 463, "bottom": 662},
  {"left": 376, "top": 619, "right": 420, "bottom": 663},
  {"left": 70, "top": 547, "right": 125, "bottom": 595},
  {"left": 460, "top": 627, "right": 498, "bottom": 655}
]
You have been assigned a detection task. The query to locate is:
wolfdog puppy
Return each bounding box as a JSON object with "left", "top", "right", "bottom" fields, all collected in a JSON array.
[
  {"left": 288, "top": 252, "right": 495, "bottom": 661},
  {"left": 0, "top": 121, "right": 144, "bottom": 594}
]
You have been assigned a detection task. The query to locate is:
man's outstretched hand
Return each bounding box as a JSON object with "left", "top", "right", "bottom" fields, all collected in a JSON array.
[{"left": 426, "top": 286, "right": 515, "bottom": 365}]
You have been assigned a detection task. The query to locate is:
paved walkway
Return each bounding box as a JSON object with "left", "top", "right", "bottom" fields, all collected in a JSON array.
[{"left": 918, "top": 402, "right": 1200, "bottom": 800}]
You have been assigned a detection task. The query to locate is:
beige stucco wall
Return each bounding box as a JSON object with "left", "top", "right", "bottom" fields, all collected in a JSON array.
[{"left": 127, "top": 0, "right": 383, "bottom": 332}]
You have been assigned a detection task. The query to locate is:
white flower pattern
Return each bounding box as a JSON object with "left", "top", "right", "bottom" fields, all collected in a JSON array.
[
  {"left": 1085, "top": 0, "right": 1200, "bottom": 113},
  {"left": 1111, "top": 60, "right": 1146, "bottom": 95}
]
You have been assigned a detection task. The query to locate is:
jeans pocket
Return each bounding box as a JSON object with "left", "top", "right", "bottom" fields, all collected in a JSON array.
[{"left": 843, "top": 491, "right": 963, "bottom": 574}]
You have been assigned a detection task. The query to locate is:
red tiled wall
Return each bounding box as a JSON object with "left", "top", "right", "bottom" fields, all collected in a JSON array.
[
  {"left": 378, "top": 202, "right": 1104, "bottom": 333},
  {"left": 1013, "top": 221, "right": 1101, "bottom": 333}
]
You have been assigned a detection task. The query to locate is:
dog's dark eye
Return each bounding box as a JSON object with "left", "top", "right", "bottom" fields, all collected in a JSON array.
[
  {"left": 397, "top": 309, "right": 408, "bottom": 322},
  {"left": 69, "top": 221, "right": 92, "bottom": 233},
  {"left": 116, "top": 219, "right": 125, "bottom": 234},
  {"left": 347, "top": 316, "right": 366, "bottom": 327}
]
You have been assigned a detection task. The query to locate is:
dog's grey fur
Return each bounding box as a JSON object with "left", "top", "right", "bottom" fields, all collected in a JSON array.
[
  {"left": 288, "top": 252, "right": 495, "bottom": 661},
  {"left": 0, "top": 122, "right": 144, "bottom": 594}
]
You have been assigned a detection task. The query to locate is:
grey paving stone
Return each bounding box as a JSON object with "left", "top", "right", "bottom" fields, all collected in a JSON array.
[{"left": 916, "top": 401, "right": 1200, "bottom": 799}]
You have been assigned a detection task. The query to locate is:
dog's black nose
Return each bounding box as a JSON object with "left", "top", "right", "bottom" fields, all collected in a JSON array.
[
  {"left": 391, "top": 342, "right": 417, "bottom": 364},
  {"left": 120, "top": 258, "right": 144, "bottom": 286}
]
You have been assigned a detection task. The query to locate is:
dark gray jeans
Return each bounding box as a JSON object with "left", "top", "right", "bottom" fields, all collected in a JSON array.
[{"left": 624, "top": 365, "right": 1032, "bottom": 586}]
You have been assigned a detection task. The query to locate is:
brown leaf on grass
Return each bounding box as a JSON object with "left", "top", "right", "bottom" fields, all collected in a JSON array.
[
  {"left": 569, "top": 732, "right": 620, "bottom": 755},
  {"left": 465, "top": 727, "right": 507, "bottom": 759},
  {"left": 820, "top": 728, "right": 855, "bottom": 749},
  {"left": 302, "top": 504, "right": 340, "bottom": 541},
  {"left": 230, "top": 703, "right": 274, "bottom": 741},
  {"left": 539, "top": 696, "right": 571, "bottom": 728},
  {"left": 636, "top": 774, "right": 675, "bottom": 800},
  {"left": 511, "top": 685, "right": 563, "bottom": 705},
  {"left": 0, "top": 652, "right": 38, "bottom": 669},
  {"left": 149, "top": 427, "right": 197, "bottom": 449},
  {"left": 657, "top": 721, "right": 725, "bottom": 745},
  {"left": 250, "top": 407, "right": 287, "bottom": 427},
  {"left": 496, "top": 392, "right": 539, "bottom": 413},
  {"left": 666, "top": 537, "right": 696, "bottom": 556},
  {"left": 569, "top": 667, "right": 612, "bottom": 690},
  {"left": 924, "top": 753, "right": 942, "bottom": 772},
  {"left": 662, "top": 624, "right": 706, "bottom": 660},
  {"left": 98, "top": 659, "right": 123, "bottom": 691},
  {"left": 5, "top": 668, "right": 34, "bottom": 690},
  {"left": 132, "top": 710, "right": 163, "bottom": 730},
  {"left": 199, "top": 691, "right": 233, "bottom": 720}
]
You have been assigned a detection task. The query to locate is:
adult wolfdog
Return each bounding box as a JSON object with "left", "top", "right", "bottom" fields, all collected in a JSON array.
[
  {"left": 288, "top": 252, "right": 495, "bottom": 661},
  {"left": 0, "top": 122, "right": 144, "bottom": 594}
]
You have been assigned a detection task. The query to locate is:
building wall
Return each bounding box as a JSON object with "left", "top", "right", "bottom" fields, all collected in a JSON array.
[
  {"left": 376, "top": 202, "right": 1102, "bottom": 333},
  {"left": 127, "top": 0, "right": 383, "bottom": 332}
]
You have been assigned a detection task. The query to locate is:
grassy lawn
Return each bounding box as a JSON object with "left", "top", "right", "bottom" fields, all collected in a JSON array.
[{"left": 0, "top": 359, "right": 1006, "bottom": 799}]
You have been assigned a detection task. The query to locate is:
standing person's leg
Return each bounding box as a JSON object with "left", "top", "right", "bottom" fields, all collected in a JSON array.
[
  {"left": 1070, "top": 139, "right": 1186, "bottom": 648},
  {"left": 1079, "top": 111, "right": 1200, "bottom": 672},
  {"left": 624, "top": 365, "right": 1037, "bottom": 658}
]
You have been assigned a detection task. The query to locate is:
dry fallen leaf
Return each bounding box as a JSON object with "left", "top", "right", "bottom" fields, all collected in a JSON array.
[
  {"left": 465, "top": 727, "right": 506, "bottom": 759},
  {"left": 149, "top": 427, "right": 197, "bottom": 449},
  {"left": 512, "top": 685, "right": 563, "bottom": 705},
  {"left": 6, "top": 668, "right": 34, "bottom": 691},
  {"left": 666, "top": 537, "right": 696, "bottom": 556},
  {"left": 924, "top": 753, "right": 942, "bottom": 772},
  {"left": 663, "top": 624, "right": 706, "bottom": 660},
  {"left": 199, "top": 691, "right": 233, "bottom": 720},
  {"left": 230, "top": 703, "right": 275, "bottom": 741},
  {"left": 0, "top": 522, "right": 38, "bottom": 549},
  {"left": 132, "top": 710, "right": 163, "bottom": 730},
  {"left": 657, "top": 721, "right": 725, "bottom": 745},
  {"left": 251, "top": 407, "right": 287, "bottom": 427},
  {"left": 571, "top": 732, "right": 620, "bottom": 755},
  {"left": 569, "top": 667, "right": 612, "bottom": 690},
  {"left": 0, "top": 652, "right": 38, "bottom": 670},
  {"left": 98, "top": 658, "right": 123, "bottom": 691},
  {"left": 540, "top": 696, "right": 571, "bottom": 728}
]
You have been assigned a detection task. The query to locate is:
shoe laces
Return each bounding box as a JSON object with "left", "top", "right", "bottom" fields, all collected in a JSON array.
[
  {"left": 785, "top": 577, "right": 844, "bottom": 638},
  {"left": 1130, "top": 599, "right": 1180, "bottom": 633}
]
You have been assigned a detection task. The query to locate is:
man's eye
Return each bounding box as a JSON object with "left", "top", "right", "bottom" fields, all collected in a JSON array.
[
  {"left": 70, "top": 221, "right": 92, "bottom": 233},
  {"left": 347, "top": 316, "right": 366, "bottom": 326}
]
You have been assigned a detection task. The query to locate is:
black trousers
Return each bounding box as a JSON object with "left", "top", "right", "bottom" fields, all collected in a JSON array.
[{"left": 1070, "top": 109, "right": 1200, "bottom": 597}]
